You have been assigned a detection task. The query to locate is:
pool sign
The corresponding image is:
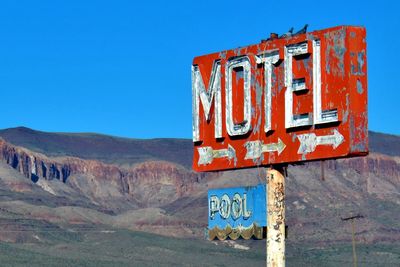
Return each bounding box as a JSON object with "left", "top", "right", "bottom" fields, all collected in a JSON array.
[
  {"left": 207, "top": 184, "right": 266, "bottom": 240},
  {"left": 192, "top": 25, "right": 368, "bottom": 172}
]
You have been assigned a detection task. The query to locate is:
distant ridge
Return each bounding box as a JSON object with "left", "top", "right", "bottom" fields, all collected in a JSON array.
[
  {"left": 0, "top": 127, "right": 193, "bottom": 169},
  {"left": 0, "top": 127, "right": 398, "bottom": 169},
  {"left": 368, "top": 131, "right": 400, "bottom": 157}
]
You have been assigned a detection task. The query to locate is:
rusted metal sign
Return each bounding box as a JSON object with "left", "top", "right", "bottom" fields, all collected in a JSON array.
[
  {"left": 192, "top": 25, "right": 368, "bottom": 172},
  {"left": 207, "top": 184, "right": 266, "bottom": 240}
]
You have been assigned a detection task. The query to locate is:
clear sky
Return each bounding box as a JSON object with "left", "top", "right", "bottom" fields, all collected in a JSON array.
[{"left": 0, "top": 0, "right": 398, "bottom": 138}]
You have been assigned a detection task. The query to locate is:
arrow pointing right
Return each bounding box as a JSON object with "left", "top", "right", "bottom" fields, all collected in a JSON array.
[
  {"left": 297, "top": 129, "right": 344, "bottom": 154},
  {"left": 198, "top": 144, "right": 236, "bottom": 165},
  {"left": 245, "top": 139, "right": 286, "bottom": 160}
]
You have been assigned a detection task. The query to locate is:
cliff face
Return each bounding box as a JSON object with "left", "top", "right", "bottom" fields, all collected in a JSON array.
[
  {"left": 0, "top": 139, "right": 207, "bottom": 209},
  {"left": 1, "top": 139, "right": 74, "bottom": 183},
  {"left": 324, "top": 154, "right": 400, "bottom": 179},
  {"left": 1, "top": 136, "right": 399, "bottom": 209}
]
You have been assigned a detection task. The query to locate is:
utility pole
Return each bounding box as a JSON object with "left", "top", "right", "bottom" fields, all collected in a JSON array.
[
  {"left": 341, "top": 214, "right": 364, "bottom": 267},
  {"left": 320, "top": 160, "right": 325, "bottom": 181}
]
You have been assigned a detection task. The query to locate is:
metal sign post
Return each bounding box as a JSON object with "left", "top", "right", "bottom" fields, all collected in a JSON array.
[{"left": 267, "top": 168, "right": 285, "bottom": 267}]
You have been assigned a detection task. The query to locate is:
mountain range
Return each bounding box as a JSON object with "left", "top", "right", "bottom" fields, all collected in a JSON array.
[{"left": 0, "top": 127, "right": 399, "bottom": 266}]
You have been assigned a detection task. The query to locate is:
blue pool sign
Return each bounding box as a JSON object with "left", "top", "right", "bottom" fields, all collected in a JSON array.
[{"left": 207, "top": 184, "right": 266, "bottom": 240}]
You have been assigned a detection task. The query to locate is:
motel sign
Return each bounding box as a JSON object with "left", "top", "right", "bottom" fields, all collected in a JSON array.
[{"left": 192, "top": 26, "right": 368, "bottom": 172}]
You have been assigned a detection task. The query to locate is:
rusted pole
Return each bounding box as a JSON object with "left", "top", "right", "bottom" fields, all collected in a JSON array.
[{"left": 267, "top": 168, "right": 285, "bottom": 267}]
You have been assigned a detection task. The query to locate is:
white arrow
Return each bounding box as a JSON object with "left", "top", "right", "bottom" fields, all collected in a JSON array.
[
  {"left": 245, "top": 138, "right": 286, "bottom": 160},
  {"left": 297, "top": 129, "right": 344, "bottom": 154},
  {"left": 197, "top": 144, "right": 236, "bottom": 165}
]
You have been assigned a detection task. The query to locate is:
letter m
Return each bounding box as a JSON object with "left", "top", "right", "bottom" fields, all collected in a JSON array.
[{"left": 192, "top": 60, "right": 222, "bottom": 142}]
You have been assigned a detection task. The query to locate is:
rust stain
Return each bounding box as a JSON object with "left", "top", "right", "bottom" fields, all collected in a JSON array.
[{"left": 193, "top": 26, "right": 368, "bottom": 172}]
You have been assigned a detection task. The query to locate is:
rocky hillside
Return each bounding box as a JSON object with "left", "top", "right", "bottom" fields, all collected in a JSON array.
[
  {"left": 0, "top": 127, "right": 399, "bottom": 266},
  {"left": 0, "top": 137, "right": 208, "bottom": 212},
  {"left": 0, "top": 127, "right": 193, "bottom": 168}
]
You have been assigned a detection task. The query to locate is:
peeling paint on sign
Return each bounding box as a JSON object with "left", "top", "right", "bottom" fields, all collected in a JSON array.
[
  {"left": 198, "top": 145, "right": 236, "bottom": 166},
  {"left": 297, "top": 129, "right": 344, "bottom": 154},
  {"left": 207, "top": 185, "right": 266, "bottom": 240},
  {"left": 192, "top": 26, "right": 368, "bottom": 172},
  {"left": 245, "top": 139, "right": 286, "bottom": 159}
]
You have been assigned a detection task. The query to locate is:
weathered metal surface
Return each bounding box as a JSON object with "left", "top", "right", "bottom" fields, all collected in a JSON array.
[
  {"left": 207, "top": 184, "right": 266, "bottom": 240},
  {"left": 192, "top": 26, "right": 368, "bottom": 172},
  {"left": 267, "top": 169, "right": 285, "bottom": 267},
  {"left": 208, "top": 224, "right": 264, "bottom": 240}
]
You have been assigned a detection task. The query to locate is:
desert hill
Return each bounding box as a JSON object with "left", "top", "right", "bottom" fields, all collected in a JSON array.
[
  {"left": 0, "top": 127, "right": 399, "bottom": 266},
  {"left": 0, "top": 127, "right": 193, "bottom": 169}
]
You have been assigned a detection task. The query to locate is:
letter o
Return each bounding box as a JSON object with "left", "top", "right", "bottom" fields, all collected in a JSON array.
[
  {"left": 219, "top": 194, "right": 231, "bottom": 219},
  {"left": 231, "top": 193, "right": 243, "bottom": 220}
]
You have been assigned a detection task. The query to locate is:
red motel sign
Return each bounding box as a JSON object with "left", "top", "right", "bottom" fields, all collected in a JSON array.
[{"left": 192, "top": 26, "right": 368, "bottom": 172}]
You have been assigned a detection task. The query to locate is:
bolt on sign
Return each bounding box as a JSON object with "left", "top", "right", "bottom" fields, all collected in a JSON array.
[
  {"left": 192, "top": 25, "right": 368, "bottom": 172},
  {"left": 207, "top": 184, "right": 266, "bottom": 240}
]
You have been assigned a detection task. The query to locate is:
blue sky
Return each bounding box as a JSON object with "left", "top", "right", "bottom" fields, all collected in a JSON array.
[{"left": 0, "top": 0, "right": 398, "bottom": 138}]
